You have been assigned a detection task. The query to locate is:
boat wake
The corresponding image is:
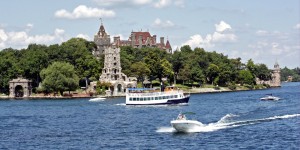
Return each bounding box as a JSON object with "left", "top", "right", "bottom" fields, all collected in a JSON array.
[
  {"left": 89, "top": 97, "right": 106, "bottom": 102},
  {"left": 156, "top": 113, "right": 300, "bottom": 133},
  {"left": 115, "top": 103, "right": 126, "bottom": 106}
]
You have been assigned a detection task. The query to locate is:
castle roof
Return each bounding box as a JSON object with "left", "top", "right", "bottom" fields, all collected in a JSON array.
[
  {"left": 165, "top": 40, "right": 171, "bottom": 49},
  {"left": 130, "top": 31, "right": 156, "bottom": 45}
]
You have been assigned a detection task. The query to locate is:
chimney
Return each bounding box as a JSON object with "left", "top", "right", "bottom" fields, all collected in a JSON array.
[
  {"left": 139, "top": 34, "right": 143, "bottom": 48},
  {"left": 160, "top": 37, "right": 164, "bottom": 45},
  {"left": 153, "top": 35, "right": 156, "bottom": 44},
  {"left": 114, "top": 36, "right": 120, "bottom": 46},
  {"left": 131, "top": 32, "right": 135, "bottom": 46}
]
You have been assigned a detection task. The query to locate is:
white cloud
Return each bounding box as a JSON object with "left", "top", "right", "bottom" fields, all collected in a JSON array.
[
  {"left": 212, "top": 32, "right": 237, "bottom": 42},
  {"left": 294, "top": 23, "right": 300, "bottom": 29},
  {"left": 215, "top": 21, "right": 231, "bottom": 32},
  {"left": 182, "top": 21, "right": 237, "bottom": 49},
  {"left": 132, "top": 0, "right": 152, "bottom": 5},
  {"left": 54, "top": 5, "right": 116, "bottom": 19},
  {"left": 154, "top": 0, "right": 171, "bottom": 8},
  {"left": 0, "top": 29, "right": 8, "bottom": 42},
  {"left": 152, "top": 18, "right": 175, "bottom": 28},
  {"left": 0, "top": 26, "right": 67, "bottom": 50},
  {"left": 93, "top": 0, "right": 127, "bottom": 6},
  {"left": 174, "top": 0, "right": 185, "bottom": 8},
  {"left": 93, "top": 0, "right": 152, "bottom": 7},
  {"left": 182, "top": 34, "right": 214, "bottom": 49},
  {"left": 256, "top": 30, "right": 268, "bottom": 36},
  {"left": 76, "top": 34, "right": 91, "bottom": 40},
  {"left": 93, "top": 0, "right": 183, "bottom": 8},
  {"left": 55, "top": 28, "right": 65, "bottom": 36}
]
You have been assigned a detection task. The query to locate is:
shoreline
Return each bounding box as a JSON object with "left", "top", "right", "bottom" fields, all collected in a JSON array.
[{"left": 0, "top": 87, "right": 270, "bottom": 100}]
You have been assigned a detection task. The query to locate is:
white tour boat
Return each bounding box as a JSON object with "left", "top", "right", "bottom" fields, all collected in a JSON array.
[
  {"left": 170, "top": 112, "right": 204, "bottom": 132},
  {"left": 260, "top": 94, "right": 280, "bottom": 101},
  {"left": 125, "top": 86, "right": 190, "bottom": 105}
]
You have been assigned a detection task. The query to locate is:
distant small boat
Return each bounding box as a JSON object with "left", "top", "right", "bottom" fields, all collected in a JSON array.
[
  {"left": 89, "top": 97, "right": 106, "bottom": 102},
  {"left": 170, "top": 112, "right": 204, "bottom": 132},
  {"left": 260, "top": 94, "right": 280, "bottom": 101}
]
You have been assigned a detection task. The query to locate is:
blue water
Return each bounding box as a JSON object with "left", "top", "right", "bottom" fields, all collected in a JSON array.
[{"left": 0, "top": 82, "right": 299, "bottom": 149}]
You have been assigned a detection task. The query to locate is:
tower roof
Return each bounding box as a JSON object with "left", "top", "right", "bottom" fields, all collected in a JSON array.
[
  {"left": 97, "top": 21, "right": 107, "bottom": 37},
  {"left": 165, "top": 40, "right": 171, "bottom": 49}
]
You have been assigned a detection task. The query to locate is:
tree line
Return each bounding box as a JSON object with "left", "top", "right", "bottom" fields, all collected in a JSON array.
[
  {"left": 120, "top": 45, "right": 274, "bottom": 89},
  {"left": 0, "top": 38, "right": 102, "bottom": 94},
  {"left": 0, "top": 38, "right": 299, "bottom": 95}
]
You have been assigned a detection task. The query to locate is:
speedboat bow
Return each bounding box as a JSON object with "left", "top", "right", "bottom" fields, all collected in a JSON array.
[
  {"left": 89, "top": 97, "right": 106, "bottom": 102},
  {"left": 170, "top": 113, "right": 203, "bottom": 132},
  {"left": 260, "top": 94, "right": 280, "bottom": 101}
]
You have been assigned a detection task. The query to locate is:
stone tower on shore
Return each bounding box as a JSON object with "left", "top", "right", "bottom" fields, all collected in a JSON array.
[
  {"left": 256, "top": 61, "right": 281, "bottom": 87},
  {"left": 94, "top": 21, "right": 136, "bottom": 96},
  {"left": 270, "top": 61, "right": 281, "bottom": 87}
]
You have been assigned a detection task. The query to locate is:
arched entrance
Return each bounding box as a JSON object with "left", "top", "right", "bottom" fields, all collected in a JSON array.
[
  {"left": 14, "top": 85, "right": 24, "bottom": 97},
  {"left": 117, "top": 84, "right": 122, "bottom": 92},
  {"left": 9, "top": 77, "right": 32, "bottom": 98}
]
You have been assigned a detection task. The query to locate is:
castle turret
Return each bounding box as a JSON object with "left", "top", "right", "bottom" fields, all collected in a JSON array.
[
  {"left": 93, "top": 22, "right": 111, "bottom": 58},
  {"left": 271, "top": 61, "right": 281, "bottom": 87},
  {"left": 95, "top": 21, "right": 136, "bottom": 96}
]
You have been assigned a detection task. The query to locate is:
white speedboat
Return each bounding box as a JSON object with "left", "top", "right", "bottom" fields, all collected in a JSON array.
[
  {"left": 89, "top": 97, "right": 106, "bottom": 102},
  {"left": 126, "top": 86, "right": 190, "bottom": 105},
  {"left": 170, "top": 113, "right": 203, "bottom": 132},
  {"left": 260, "top": 94, "right": 280, "bottom": 101}
]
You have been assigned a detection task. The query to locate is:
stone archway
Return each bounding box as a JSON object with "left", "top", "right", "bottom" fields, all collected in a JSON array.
[
  {"left": 14, "top": 85, "right": 24, "bottom": 97},
  {"left": 117, "top": 84, "right": 122, "bottom": 92},
  {"left": 9, "top": 77, "right": 32, "bottom": 98}
]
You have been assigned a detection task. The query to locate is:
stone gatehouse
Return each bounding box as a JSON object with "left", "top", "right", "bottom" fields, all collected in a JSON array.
[{"left": 9, "top": 77, "right": 32, "bottom": 98}]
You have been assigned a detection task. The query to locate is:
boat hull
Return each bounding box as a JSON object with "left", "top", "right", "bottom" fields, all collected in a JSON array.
[
  {"left": 260, "top": 96, "right": 280, "bottom": 101},
  {"left": 126, "top": 96, "right": 189, "bottom": 105},
  {"left": 171, "top": 120, "right": 204, "bottom": 132}
]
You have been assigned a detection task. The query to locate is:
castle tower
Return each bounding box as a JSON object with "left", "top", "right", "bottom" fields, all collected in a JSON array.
[
  {"left": 93, "top": 21, "right": 111, "bottom": 58},
  {"left": 100, "top": 46, "right": 124, "bottom": 82},
  {"left": 95, "top": 21, "right": 136, "bottom": 96},
  {"left": 270, "top": 61, "right": 281, "bottom": 87}
]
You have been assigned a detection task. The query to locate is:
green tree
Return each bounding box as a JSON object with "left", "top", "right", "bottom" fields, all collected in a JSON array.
[
  {"left": 238, "top": 70, "right": 254, "bottom": 85},
  {"left": 246, "top": 59, "right": 256, "bottom": 74},
  {"left": 170, "top": 51, "right": 184, "bottom": 85},
  {"left": 19, "top": 44, "right": 49, "bottom": 87},
  {"left": 207, "top": 63, "right": 220, "bottom": 85},
  {"left": 144, "top": 48, "right": 169, "bottom": 82},
  {"left": 0, "top": 48, "right": 22, "bottom": 93},
  {"left": 40, "top": 62, "right": 79, "bottom": 95},
  {"left": 254, "top": 64, "right": 271, "bottom": 80},
  {"left": 130, "top": 61, "right": 150, "bottom": 84}
]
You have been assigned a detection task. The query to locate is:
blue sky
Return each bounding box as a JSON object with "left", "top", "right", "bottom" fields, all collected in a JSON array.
[{"left": 0, "top": 0, "right": 299, "bottom": 68}]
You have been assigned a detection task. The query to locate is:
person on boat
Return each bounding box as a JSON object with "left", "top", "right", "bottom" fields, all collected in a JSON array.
[{"left": 178, "top": 113, "right": 186, "bottom": 120}]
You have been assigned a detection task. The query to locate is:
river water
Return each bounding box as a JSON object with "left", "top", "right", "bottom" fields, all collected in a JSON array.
[{"left": 0, "top": 82, "right": 299, "bottom": 149}]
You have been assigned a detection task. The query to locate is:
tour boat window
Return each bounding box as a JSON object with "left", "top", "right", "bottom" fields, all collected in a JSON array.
[{"left": 155, "top": 97, "right": 158, "bottom": 100}]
